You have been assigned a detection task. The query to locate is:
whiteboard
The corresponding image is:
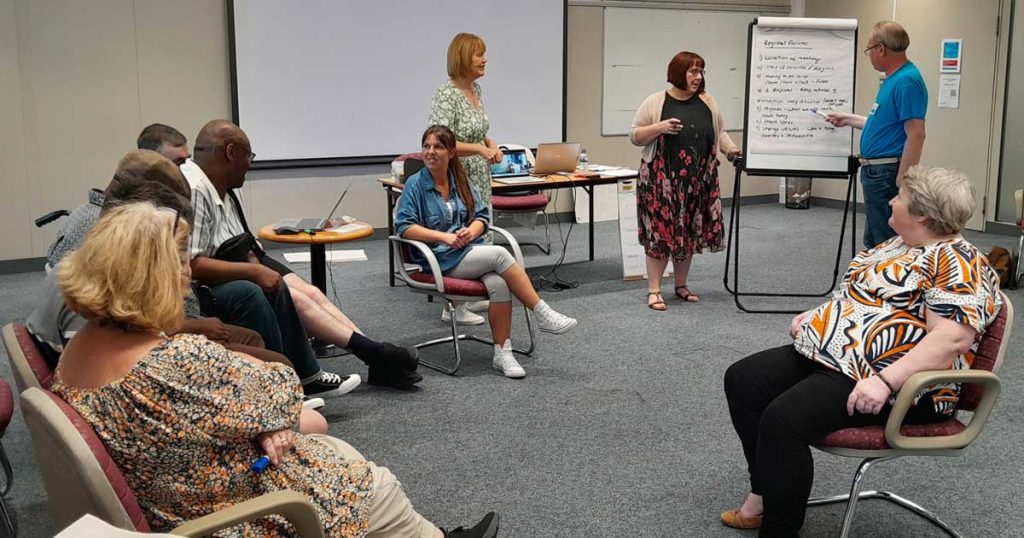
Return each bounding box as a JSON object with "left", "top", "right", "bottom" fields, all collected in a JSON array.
[
  {"left": 232, "top": 0, "right": 564, "bottom": 162},
  {"left": 602, "top": 8, "right": 763, "bottom": 135},
  {"left": 744, "top": 17, "right": 858, "bottom": 174}
]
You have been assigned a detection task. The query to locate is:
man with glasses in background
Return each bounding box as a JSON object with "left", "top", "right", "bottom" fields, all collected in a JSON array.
[
  {"left": 183, "top": 120, "right": 421, "bottom": 395},
  {"left": 826, "top": 21, "right": 927, "bottom": 248}
]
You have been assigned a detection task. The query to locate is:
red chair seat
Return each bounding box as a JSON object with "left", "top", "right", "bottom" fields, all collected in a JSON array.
[
  {"left": 14, "top": 324, "right": 55, "bottom": 389},
  {"left": 0, "top": 380, "right": 12, "bottom": 436},
  {"left": 818, "top": 419, "right": 967, "bottom": 451},
  {"left": 409, "top": 272, "right": 489, "bottom": 297},
  {"left": 493, "top": 194, "right": 548, "bottom": 211}
]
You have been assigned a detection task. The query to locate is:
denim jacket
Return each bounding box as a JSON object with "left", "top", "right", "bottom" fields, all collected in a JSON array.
[{"left": 395, "top": 167, "right": 490, "bottom": 273}]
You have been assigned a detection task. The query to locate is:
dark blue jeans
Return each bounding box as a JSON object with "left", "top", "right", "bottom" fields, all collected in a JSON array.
[
  {"left": 859, "top": 163, "right": 899, "bottom": 249},
  {"left": 209, "top": 279, "right": 320, "bottom": 382}
]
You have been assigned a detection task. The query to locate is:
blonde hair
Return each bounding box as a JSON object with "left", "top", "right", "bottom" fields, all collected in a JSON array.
[
  {"left": 901, "top": 165, "right": 975, "bottom": 235},
  {"left": 447, "top": 33, "right": 486, "bottom": 79},
  {"left": 59, "top": 203, "right": 189, "bottom": 334},
  {"left": 872, "top": 21, "right": 910, "bottom": 52}
]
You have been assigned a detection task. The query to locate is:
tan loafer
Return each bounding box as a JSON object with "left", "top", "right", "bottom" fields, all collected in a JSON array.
[{"left": 721, "top": 509, "right": 762, "bottom": 529}]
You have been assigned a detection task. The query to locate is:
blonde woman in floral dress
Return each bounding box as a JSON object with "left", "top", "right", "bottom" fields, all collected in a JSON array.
[
  {"left": 429, "top": 32, "right": 504, "bottom": 324},
  {"left": 51, "top": 202, "right": 500, "bottom": 538}
]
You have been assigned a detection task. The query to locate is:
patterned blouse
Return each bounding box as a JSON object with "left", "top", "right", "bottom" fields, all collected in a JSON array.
[
  {"left": 52, "top": 334, "right": 374, "bottom": 537},
  {"left": 793, "top": 236, "right": 1001, "bottom": 415},
  {"left": 428, "top": 80, "right": 493, "bottom": 211}
]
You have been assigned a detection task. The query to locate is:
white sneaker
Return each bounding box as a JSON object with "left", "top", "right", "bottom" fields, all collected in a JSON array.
[
  {"left": 465, "top": 300, "right": 490, "bottom": 313},
  {"left": 492, "top": 340, "right": 526, "bottom": 379},
  {"left": 441, "top": 303, "right": 485, "bottom": 325},
  {"left": 302, "top": 397, "right": 325, "bottom": 410},
  {"left": 533, "top": 303, "right": 577, "bottom": 334}
]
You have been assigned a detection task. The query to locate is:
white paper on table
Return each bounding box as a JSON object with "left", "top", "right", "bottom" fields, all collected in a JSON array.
[
  {"left": 600, "top": 168, "right": 639, "bottom": 177},
  {"left": 937, "top": 74, "right": 960, "bottom": 109},
  {"left": 284, "top": 249, "right": 368, "bottom": 263},
  {"left": 326, "top": 222, "right": 372, "bottom": 234}
]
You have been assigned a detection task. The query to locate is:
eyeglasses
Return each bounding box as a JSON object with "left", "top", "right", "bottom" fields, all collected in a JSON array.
[
  {"left": 687, "top": 68, "right": 706, "bottom": 76},
  {"left": 231, "top": 143, "right": 256, "bottom": 163},
  {"left": 863, "top": 43, "right": 882, "bottom": 55},
  {"left": 197, "top": 143, "right": 255, "bottom": 163},
  {"left": 171, "top": 206, "right": 183, "bottom": 238}
]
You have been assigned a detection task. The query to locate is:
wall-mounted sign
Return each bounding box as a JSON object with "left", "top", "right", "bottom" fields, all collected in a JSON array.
[{"left": 941, "top": 38, "right": 962, "bottom": 73}]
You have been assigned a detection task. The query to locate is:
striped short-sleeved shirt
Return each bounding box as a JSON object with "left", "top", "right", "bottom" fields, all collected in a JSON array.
[{"left": 181, "top": 159, "right": 247, "bottom": 258}]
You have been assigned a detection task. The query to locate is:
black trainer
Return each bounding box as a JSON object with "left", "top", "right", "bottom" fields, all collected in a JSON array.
[
  {"left": 444, "top": 512, "right": 499, "bottom": 538},
  {"left": 302, "top": 371, "right": 360, "bottom": 398}
]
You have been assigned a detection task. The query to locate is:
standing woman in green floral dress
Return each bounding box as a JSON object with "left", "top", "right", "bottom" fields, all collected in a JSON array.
[{"left": 429, "top": 32, "right": 504, "bottom": 324}]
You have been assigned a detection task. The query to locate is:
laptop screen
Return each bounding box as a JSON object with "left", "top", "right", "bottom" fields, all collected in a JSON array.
[{"left": 490, "top": 149, "right": 531, "bottom": 177}]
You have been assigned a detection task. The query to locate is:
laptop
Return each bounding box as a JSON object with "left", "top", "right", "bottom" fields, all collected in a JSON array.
[
  {"left": 490, "top": 148, "right": 531, "bottom": 178},
  {"left": 531, "top": 143, "right": 582, "bottom": 175},
  {"left": 273, "top": 188, "right": 348, "bottom": 234}
]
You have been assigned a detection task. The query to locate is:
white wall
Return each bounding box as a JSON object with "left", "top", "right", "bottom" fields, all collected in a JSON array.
[
  {"left": 0, "top": 0, "right": 1012, "bottom": 262},
  {"left": 805, "top": 0, "right": 1009, "bottom": 230}
]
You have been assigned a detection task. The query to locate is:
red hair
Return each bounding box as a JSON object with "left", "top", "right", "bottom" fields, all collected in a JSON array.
[{"left": 666, "top": 51, "right": 706, "bottom": 93}]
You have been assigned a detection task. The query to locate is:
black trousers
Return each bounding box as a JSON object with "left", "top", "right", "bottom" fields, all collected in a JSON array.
[{"left": 723, "top": 345, "right": 943, "bottom": 538}]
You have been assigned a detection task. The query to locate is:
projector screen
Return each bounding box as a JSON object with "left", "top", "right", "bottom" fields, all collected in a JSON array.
[{"left": 230, "top": 0, "right": 566, "bottom": 165}]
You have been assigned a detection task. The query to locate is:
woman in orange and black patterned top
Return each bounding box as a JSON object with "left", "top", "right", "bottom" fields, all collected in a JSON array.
[
  {"left": 51, "top": 203, "right": 499, "bottom": 538},
  {"left": 720, "top": 166, "right": 1001, "bottom": 538}
]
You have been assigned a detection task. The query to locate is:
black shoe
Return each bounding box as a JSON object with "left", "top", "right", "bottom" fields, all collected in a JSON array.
[
  {"left": 444, "top": 512, "right": 499, "bottom": 538},
  {"left": 380, "top": 343, "right": 419, "bottom": 371},
  {"left": 367, "top": 364, "right": 423, "bottom": 390},
  {"left": 302, "top": 372, "right": 361, "bottom": 398}
]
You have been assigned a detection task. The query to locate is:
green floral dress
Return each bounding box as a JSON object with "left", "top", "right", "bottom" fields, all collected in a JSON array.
[
  {"left": 429, "top": 80, "right": 493, "bottom": 242},
  {"left": 52, "top": 334, "right": 374, "bottom": 537}
]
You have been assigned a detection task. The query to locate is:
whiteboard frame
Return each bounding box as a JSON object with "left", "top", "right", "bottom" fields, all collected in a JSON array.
[
  {"left": 741, "top": 18, "right": 858, "bottom": 178},
  {"left": 601, "top": 7, "right": 763, "bottom": 137},
  {"left": 227, "top": 0, "right": 569, "bottom": 169}
]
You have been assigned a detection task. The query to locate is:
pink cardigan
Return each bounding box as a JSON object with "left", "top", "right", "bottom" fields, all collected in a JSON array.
[{"left": 628, "top": 90, "right": 738, "bottom": 163}]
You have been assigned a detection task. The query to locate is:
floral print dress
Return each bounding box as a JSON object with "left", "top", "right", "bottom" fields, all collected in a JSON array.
[
  {"left": 51, "top": 334, "right": 374, "bottom": 537},
  {"left": 429, "top": 80, "right": 493, "bottom": 242},
  {"left": 636, "top": 92, "right": 724, "bottom": 260}
]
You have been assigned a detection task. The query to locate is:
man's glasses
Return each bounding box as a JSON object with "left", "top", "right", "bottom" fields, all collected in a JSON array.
[
  {"left": 193, "top": 143, "right": 255, "bottom": 162},
  {"left": 863, "top": 43, "right": 882, "bottom": 55}
]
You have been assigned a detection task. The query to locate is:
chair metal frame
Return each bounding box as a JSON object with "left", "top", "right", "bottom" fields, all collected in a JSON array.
[
  {"left": 808, "top": 293, "right": 1014, "bottom": 538},
  {"left": 389, "top": 225, "right": 535, "bottom": 375},
  {"left": 493, "top": 193, "right": 553, "bottom": 255},
  {"left": 1013, "top": 189, "right": 1023, "bottom": 288}
]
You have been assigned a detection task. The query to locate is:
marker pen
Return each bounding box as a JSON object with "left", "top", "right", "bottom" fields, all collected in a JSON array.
[{"left": 251, "top": 455, "right": 270, "bottom": 473}]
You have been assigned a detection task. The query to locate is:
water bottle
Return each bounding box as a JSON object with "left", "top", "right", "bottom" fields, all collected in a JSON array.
[{"left": 577, "top": 147, "right": 589, "bottom": 171}]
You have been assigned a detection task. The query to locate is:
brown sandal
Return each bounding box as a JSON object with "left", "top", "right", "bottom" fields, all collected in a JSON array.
[
  {"left": 675, "top": 285, "right": 700, "bottom": 303},
  {"left": 646, "top": 291, "right": 667, "bottom": 311},
  {"left": 720, "top": 509, "right": 762, "bottom": 529}
]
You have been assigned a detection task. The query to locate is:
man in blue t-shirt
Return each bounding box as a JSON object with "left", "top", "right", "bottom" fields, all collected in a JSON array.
[{"left": 827, "top": 21, "right": 927, "bottom": 248}]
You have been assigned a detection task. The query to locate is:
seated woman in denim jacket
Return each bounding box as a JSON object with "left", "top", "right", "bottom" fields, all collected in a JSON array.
[{"left": 395, "top": 125, "right": 577, "bottom": 378}]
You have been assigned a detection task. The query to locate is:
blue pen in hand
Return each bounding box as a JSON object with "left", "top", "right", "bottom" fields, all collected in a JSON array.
[{"left": 251, "top": 455, "right": 271, "bottom": 473}]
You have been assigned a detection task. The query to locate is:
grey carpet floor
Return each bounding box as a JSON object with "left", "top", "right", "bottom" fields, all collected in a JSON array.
[{"left": 0, "top": 203, "right": 1021, "bottom": 537}]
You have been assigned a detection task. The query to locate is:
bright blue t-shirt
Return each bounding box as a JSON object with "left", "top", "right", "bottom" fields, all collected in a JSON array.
[{"left": 860, "top": 61, "right": 927, "bottom": 158}]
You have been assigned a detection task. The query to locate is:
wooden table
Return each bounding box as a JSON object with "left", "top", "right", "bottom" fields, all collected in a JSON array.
[
  {"left": 258, "top": 223, "right": 373, "bottom": 295},
  {"left": 378, "top": 171, "right": 636, "bottom": 286}
]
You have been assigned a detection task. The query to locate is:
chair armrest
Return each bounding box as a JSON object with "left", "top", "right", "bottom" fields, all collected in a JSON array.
[
  {"left": 885, "top": 369, "right": 1001, "bottom": 450},
  {"left": 388, "top": 235, "right": 446, "bottom": 293},
  {"left": 490, "top": 226, "right": 525, "bottom": 265},
  {"left": 170, "top": 490, "right": 323, "bottom": 537}
]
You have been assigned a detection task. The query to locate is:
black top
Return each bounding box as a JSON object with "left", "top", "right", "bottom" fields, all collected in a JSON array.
[{"left": 660, "top": 92, "right": 715, "bottom": 160}]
